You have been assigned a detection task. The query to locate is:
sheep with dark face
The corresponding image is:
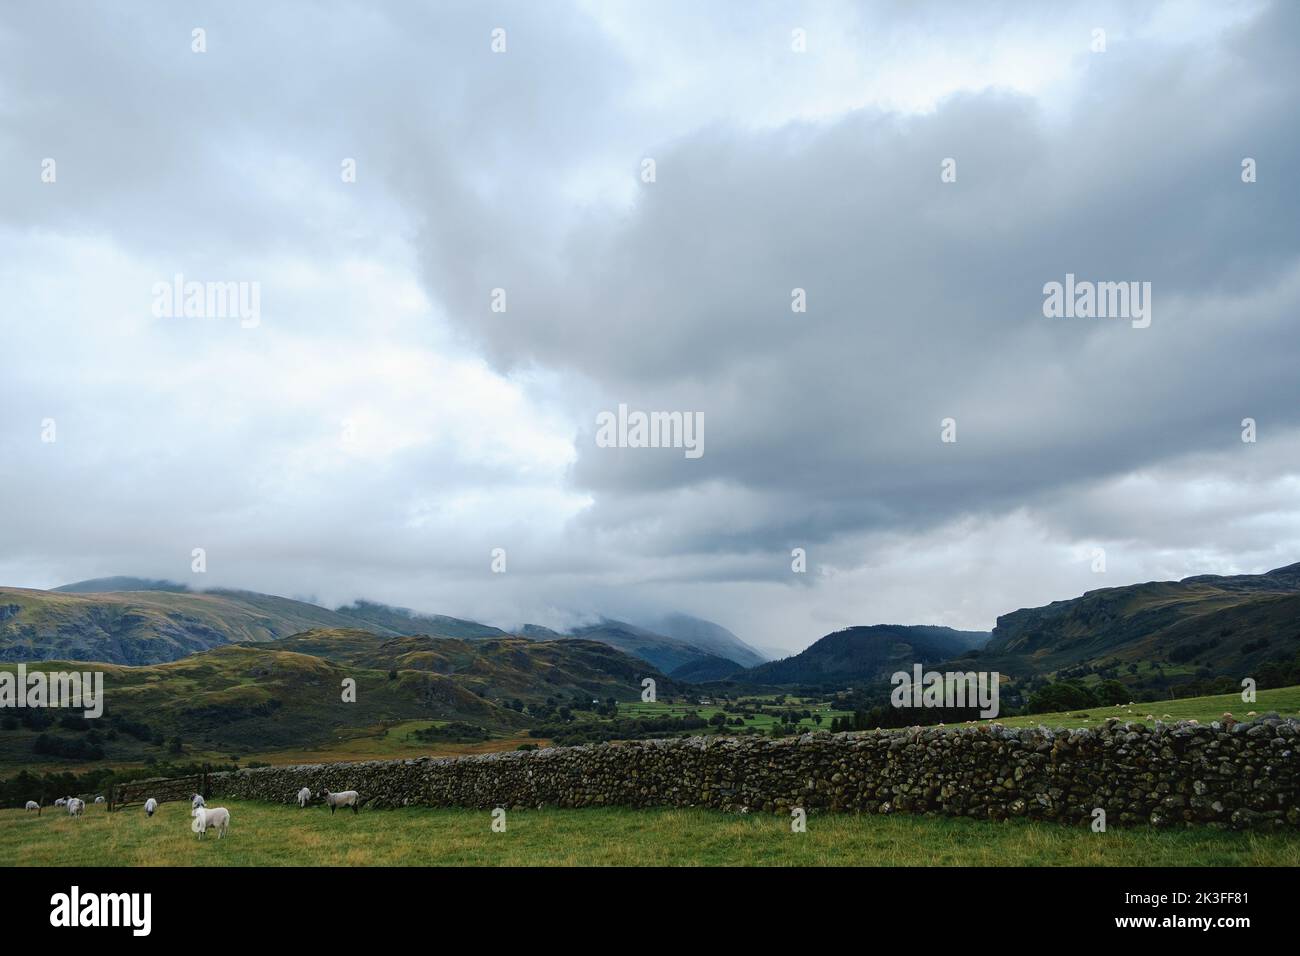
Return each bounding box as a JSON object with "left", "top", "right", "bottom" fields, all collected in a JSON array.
[
  {"left": 191, "top": 794, "right": 205, "bottom": 810},
  {"left": 297, "top": 787, "right": 312, "bottom": 808},
  {"left": 66, "top": 798, "right": 85, "bottom": 817},
  {"left": 321, "top": 789, "right": 361, "bottom": 815},
  {"left": 144, "top": 798, "right": 158, "bottom": 817},
  {"left": 94, "top": 796, "right": 105, "bottom": 804},
  {"left": 54, "top": 798, "right": 68, "bottom": 808},
  {"left": 24, "top": 801, "right": 40, "bottom": 815}
]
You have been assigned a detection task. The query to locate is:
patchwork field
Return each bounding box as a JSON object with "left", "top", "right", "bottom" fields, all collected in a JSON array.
[{"left": 3, "top": 799, "right": 1298, "bottom": 867}]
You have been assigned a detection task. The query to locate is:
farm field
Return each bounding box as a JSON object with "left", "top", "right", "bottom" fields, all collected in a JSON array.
[
  {"left": 616, "top": 697, "right": 852, "bottom": 733},
  {"left": 2, "top": 799, "right": 1298, "bottom": 867},
  {"left": 0, "top": 721, "right": 546, "bottom": 776},
  {"left": 983, "top": 684, "right": 1300, "bottom": 731},
  {"left": 234, "top": 721, "right": 549, "bottom": 766},
  {"left": 5, "top": 686, "right": 1297, "bottom": 777}
]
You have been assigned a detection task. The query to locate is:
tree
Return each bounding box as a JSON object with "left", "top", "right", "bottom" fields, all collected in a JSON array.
[{"left": 1027, "top": 682, "right": 1095, "bottom": 714}]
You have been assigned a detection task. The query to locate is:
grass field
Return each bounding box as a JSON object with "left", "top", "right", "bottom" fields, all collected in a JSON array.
[
  {"left": 4, "top": 686, "right": 1296, "bottom": 779},
  {"left": 234, "top": 720, "right": 549, "bottom": 766},
  {"left": 2, "top": 800, "right": 1298, "bottom": 867},
  {"left": 985, "top": 684, "right": 1300, "bottom": 730},
  {"left": 617, "top": 698, "right": 852, "bottom": 733}
]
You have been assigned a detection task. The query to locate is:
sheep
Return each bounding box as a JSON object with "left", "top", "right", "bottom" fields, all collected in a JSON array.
[
  {"left": 144, "top": 798, "right": 158, "bottom": 817},
  {"left": 24, "top": 801, "right": 40, "bottom": 815},
  {"left": 67, "top": 798, "right": 85, "bottom": 817},
  {"left": 54, "top": 797, "right": 67, "bottom": 808},
  {"left": 191, "top": 793, "right": 205, "bottom": 810},
  {"left": 191, "top": 806, "right": 230, "bottom": 839},
  {"left": 321, "top": 789, "right": 361, "bottom": 815},
  {"left": 94, "top": 795, "right": 105, "bottom": 804},
  {"left": 297, "top": 787, "right": 312, "bottom": 808}
]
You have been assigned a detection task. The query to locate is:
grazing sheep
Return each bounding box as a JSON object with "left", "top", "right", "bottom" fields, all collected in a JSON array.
[
  {"left": 94, "top": 795, "right": 105, "bottom": 804},
  {"left": 321, "top": 789, "right": 361, "bottom": 815},
  {"left": 24, "top": 801, "right": 40, "bottom": 815},
  {"left": 67, "top": 798, "right": 85, "bottom": 817},
  {"left": 144, "top": 798, "right": 158, "bottom": 817},
  {"left": 191, "top": 806, "right": 230, "bottom": 839},
  {"left": 54, "top": 797, "right": 67, "bottom": 807},
  {"left": 191, "top": 794, "right": 205, "bottom": 810},
  {"left": 297, "top": 787, "right": 312, "bottom": 808}
]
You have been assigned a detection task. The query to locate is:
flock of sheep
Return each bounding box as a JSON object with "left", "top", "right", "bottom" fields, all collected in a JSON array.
[{"left": 20, "top": 786, "right": 365, "bottom": 838}]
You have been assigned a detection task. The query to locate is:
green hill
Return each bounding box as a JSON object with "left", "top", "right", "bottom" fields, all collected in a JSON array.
[
  {"left": 0, "top": 630, "right": 674, "bottom": 771},
  {"left": 0, "top": 586, "right": 385, "bottom": 665},
  {"left": 982, "top": 562, "right": 1300, "bottom": 685},
  {"left": 564, "top": 620, "right": 733, "bottom": 675},
  {"left": 333, "top": 601, "right": 507, "bottom": 639},
  {"left": 0, "top": 643, "right": 526, "bottom": 766},
  {"left": 2, "top": 583, "right": 754, "bottom": 676},
  {"left": 743, "top": 625, "right": 991, "bottom": 686},
  {"left": 273, "top": 629, "right": 677, "bottom": 703}
]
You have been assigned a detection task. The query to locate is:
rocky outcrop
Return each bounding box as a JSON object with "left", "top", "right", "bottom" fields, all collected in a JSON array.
[{"left": 209, "top": 714, "right": 1300, "bottom": 829}]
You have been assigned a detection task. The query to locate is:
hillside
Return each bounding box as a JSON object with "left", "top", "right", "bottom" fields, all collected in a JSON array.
[
  {"left": 982, "top": 562, "right": 1300, "bottom": 682},
  {"left": 53, "top": 576, "right": 190, "bottom": 594},
  {"left": 3, "top": 582, "right": 752, "bottom": 675},
  {"left": 563, "top": 620, "right": 735, "bottom": 675},
  {"left": 273, "top": 629, "right": 678, "bottom": 703},
  {"left": 0, "top": 586, "right": 384, "bottom": 665},
  {"left": 333, "top": 601, "right": 507, "bottom": 639},
  {"left": 0, "top": 628, "right": 679, "bottom": 772},
  {"left": 643, "top": 614, "right": 767, "bottom": 668},
  {"left": 743, "top": 625, "right": 991, "bottom": 686},
  {"left": 669, "top": 654, "right": 748, "bottom": 682},
  {"left": 0, "top": 643, "right": 526, "bottom": 766}
]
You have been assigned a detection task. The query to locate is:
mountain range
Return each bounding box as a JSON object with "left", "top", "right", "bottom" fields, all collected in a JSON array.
[
  {"left": 713, "top": 563, "right": 1300, "bottom": 691},
  {"left": 739, "top": 625, "right": 991, "bottom": 686},
  {"left": 0, "top": 631, "right": 679, "bottom": 762},
  {"left": 2, "top": 563, "right": 1298, "bottom": 772},
  {"left": 5, "top": 562, "right": 1300, "bottom": 696},
  {"left": 0, "top": 577, "right": 766, "bottom": 676},
  {"left": 978, "top": 562, "right": 1300, "bottom": 682}
]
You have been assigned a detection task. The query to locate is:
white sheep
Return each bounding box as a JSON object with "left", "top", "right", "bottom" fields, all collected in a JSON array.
[
  {"left": 144, "top": 798, "right": 158, "bottom": 817},
  {"left": 94, "top": 795, "right": 105, "bottom": 804},
  {"left": 191, "top": 806, "right": 230, "bottom": 839},
  {"left": 67, "top": 798, "right": 85, "bottom": 817},
  {"left": 54, "top": 797, "right": 67, "bottom": 807},
  {"left": 297, "top": 787, "right": 312, "bottom": 808},
  {"left": 191, "top": 793, "right": 205, "bottom": 810},
  {"left": 321, "top": 789, "right": 361, "bottom": 815},
  {"left": 24, "top": 800, "right": 40, "bottom": 815}
]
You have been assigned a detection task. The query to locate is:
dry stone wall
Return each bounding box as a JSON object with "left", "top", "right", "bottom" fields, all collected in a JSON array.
[{"left": 208, "top": 714, "right": 1300, "bottom": 829}]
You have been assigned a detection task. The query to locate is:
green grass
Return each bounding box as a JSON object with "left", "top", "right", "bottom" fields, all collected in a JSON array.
[
  {"left": 988, "top": 684, "right": 1300, "bottom": 730},
  {"left": 3, "top": 800, "right": 1297, "bottom": 867},
  {"left": 618, "top": 698, "right": 851, "bottom": 734}
]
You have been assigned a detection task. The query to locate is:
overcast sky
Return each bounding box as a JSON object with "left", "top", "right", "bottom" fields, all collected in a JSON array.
[{"left": 2, "top": 1, "right": 1298, "bottom": 655}]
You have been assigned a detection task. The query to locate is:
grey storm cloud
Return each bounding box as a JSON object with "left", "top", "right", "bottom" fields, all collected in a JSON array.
[{"left": 1, "top": 0, "right": 1298, "bottom": 651}]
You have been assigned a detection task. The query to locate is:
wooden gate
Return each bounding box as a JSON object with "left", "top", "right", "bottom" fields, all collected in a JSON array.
[{"left": 108, "top": 766, "right": 210, "bottom": 812}]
